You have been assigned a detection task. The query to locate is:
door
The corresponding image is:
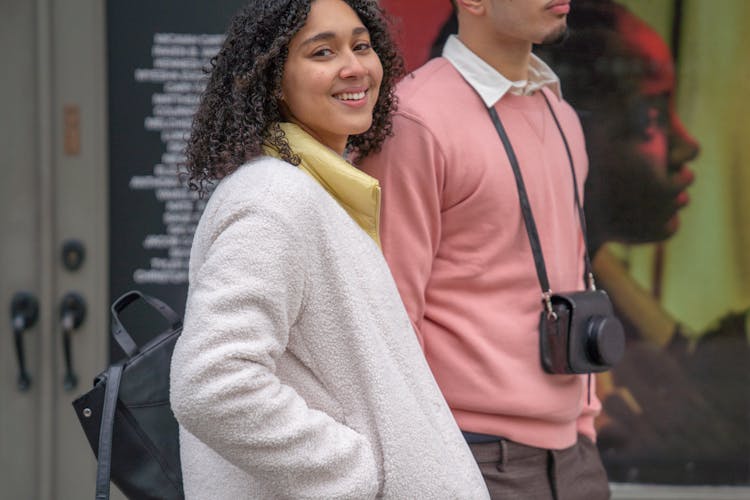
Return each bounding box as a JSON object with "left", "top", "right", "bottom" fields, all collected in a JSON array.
[
  {"left": 1, "top": 2, "right": 46, "bottom": 497},
  {"left": 1, "top": 0, "right": 110, "bottom": 498}
]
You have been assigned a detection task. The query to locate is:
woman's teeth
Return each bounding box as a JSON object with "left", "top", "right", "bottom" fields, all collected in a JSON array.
[{"left": 335, "top": 91, "right": 366, "bottom": 101}]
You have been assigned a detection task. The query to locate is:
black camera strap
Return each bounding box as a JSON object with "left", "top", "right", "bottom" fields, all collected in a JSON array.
[
  {"left": 488, "top": 90, "right": 601, "bottom": 397},
  {"left": 486, "top": 90, "right": 595, "bottom": 315}
]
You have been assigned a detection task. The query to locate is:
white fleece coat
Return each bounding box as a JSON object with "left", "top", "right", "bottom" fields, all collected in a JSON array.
[{"left": 170, "top": 157, "right": 489, "bottom": 499}]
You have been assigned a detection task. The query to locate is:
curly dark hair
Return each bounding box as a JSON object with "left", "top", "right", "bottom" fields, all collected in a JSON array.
[{"left": 185, "top": 0, "right": 404, "bottom": 194}]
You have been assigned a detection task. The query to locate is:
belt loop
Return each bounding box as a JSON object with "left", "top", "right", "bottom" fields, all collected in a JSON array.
[{"left": 496, "top": 439, "right": 509, "bottom": 472}]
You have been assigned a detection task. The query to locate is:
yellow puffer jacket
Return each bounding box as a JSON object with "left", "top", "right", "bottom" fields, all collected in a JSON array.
[{"left": 263, "top": 122, "right": 382, "bottom": 247}]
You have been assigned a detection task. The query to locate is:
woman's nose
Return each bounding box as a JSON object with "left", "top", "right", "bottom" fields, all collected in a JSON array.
[
  {"left": 669, "top": 111, "right": 700, "bottom": 169},
  {"left": 339, "top": 51, "right": 368, "bottom": 79}
]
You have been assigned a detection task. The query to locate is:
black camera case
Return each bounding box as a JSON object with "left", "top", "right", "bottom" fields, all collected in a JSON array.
[
  {"left": 539, "top": 289, "right": 625, "bottom": 374},
  {"left": 487, "top": 98, "right": 626, "bottom": 377}
]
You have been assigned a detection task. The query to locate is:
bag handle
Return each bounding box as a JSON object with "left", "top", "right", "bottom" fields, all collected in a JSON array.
[
  {"left": 95, "top": 362, "right": 124, "bottom": 500},
  {"left": 110, "top": 290, "right": 182, "bottom": 358}
]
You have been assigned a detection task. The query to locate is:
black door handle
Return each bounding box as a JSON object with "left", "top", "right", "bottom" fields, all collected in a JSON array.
[
  {"left": 60, "top": 292, "right": 86, "bottom": 391},
  {"left": 10, "top": 292, "right": 39, "bottom": 392}
]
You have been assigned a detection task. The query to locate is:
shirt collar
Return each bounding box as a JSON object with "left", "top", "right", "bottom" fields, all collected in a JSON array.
[{"left": 442, "top": 35, "right": 562, "bottom": 107}]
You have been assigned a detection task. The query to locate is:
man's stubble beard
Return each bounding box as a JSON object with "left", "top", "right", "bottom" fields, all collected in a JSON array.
[{"left": 540, "top": 25, "right": 569, "bottom": 45}]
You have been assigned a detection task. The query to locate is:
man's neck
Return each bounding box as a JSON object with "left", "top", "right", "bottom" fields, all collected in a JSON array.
[{"left": 457, "top": 31, "right": 532, "bottom": 82}]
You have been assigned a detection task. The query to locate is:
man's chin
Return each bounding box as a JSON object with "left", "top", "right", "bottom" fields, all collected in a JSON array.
[{"left": 540, "top": 25, "right": 569, "bottom": 45}]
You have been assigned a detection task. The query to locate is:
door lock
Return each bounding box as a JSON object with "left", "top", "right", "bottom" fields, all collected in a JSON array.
[
  {"left": 10, "top": 292, "right": 39, "bottom": 392},
  {"left": 60, "top": 292, "right": 86, "bottom": 391},
  {"left": 61, "top": 239, "right": 86, "bottom": 271}
]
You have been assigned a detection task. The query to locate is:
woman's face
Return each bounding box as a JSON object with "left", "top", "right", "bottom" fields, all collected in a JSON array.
[
  {"left": 584, "top": 15, "right": 699, "bottom": 245},
  {"left": 281, "top": 0, "right": 383, "bottom": 154}
]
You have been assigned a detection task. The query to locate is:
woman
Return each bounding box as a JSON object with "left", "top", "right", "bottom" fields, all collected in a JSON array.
[{"left": 169, "top": 0, "right": 488, "bottom": 498}]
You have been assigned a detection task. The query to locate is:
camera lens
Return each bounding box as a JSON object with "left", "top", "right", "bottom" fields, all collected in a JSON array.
[{"left": 587, "top": 316, "right": 625, "bottom": 367}]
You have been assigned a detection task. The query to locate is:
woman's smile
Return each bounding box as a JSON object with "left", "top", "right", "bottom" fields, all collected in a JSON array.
[{"left": 332, "top": 87, "right": 370, "bottom": 107}]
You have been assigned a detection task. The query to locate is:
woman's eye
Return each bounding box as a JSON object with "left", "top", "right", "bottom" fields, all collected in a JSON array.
[
  {"left": 312, "top": 48, "right": 333, "bottom": 57},
  {"left": 627, "top": 99, "right": 668, "bottom": 141},
  {"left": 353, "top": 42, "right": 372, "bottom": 52}
]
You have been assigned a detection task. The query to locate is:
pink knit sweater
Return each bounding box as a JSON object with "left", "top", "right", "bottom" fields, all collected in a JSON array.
[{"left": 360, "top": 58, "right": 600, "bottom": 450}]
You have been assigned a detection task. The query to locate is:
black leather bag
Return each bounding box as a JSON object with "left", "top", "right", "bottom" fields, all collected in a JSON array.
[{"left": 72, "top": 290, "right": 184, "bottom": 500}]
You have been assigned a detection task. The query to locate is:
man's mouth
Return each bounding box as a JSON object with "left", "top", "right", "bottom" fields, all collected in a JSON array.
[{"left": 546, "top": 0, "right": 571, "bottom": 15}]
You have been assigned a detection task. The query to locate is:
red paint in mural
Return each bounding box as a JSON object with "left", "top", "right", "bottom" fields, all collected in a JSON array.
[{"left": 380, "top": 0, "right": 453, "bottom": 72}]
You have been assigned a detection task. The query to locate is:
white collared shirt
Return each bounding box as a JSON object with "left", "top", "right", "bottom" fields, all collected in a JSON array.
[{"left": 442, "top": 34, "right": 562, "bottom": 107}]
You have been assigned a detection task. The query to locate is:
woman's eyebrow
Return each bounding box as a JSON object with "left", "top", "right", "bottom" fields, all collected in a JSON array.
[{"left": 300, "top": 26, "right": 369, "bottom": 47}]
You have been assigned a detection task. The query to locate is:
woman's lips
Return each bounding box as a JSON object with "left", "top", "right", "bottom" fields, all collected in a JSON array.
[
  {"left": 675, "top": 191, "right": 690, "bottom": 208},
  {"left": 672, "top": 165, "right": 694, "bottom": 208},
  {"left": 332, "top": 88, "right": 369, "bottom": 108},
  {"left": 674, "top": 165, "right": 695, "bottom": 186}
]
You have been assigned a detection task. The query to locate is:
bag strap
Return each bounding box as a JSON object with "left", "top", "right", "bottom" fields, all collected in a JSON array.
[
  {"left": 95, "top": 362, "right": 124, "bottom": 500},
  {"left": 541, "top": 93, "right": 594, "bottom": 287},
  {"left": 488, "top": 107, "right": 553, "bottom": 295},
  {"left": 486, "top": 91, "right": 595, "bottom": 316},
  {"left": 110, "top": 290, "right": 182, "bottom": 358}
]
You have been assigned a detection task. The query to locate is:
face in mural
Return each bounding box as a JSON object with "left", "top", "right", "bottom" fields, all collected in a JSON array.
[{"left": 584, "top": 10, "right": 700, "bottom": 247}]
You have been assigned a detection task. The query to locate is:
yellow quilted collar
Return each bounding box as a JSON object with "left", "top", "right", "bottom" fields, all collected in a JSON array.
[{"left": 262, "top": 123, "right": 381, "bottom": 247}]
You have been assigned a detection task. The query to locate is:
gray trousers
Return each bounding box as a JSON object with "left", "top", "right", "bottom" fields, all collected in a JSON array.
[{"left": 467, "top": 434, "right": 610, "bottom": 500}]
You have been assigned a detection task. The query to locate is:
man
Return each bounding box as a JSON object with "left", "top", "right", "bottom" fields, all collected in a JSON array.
[{"left": 361, "top": 1, "right": 610, "bottom": 498}]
